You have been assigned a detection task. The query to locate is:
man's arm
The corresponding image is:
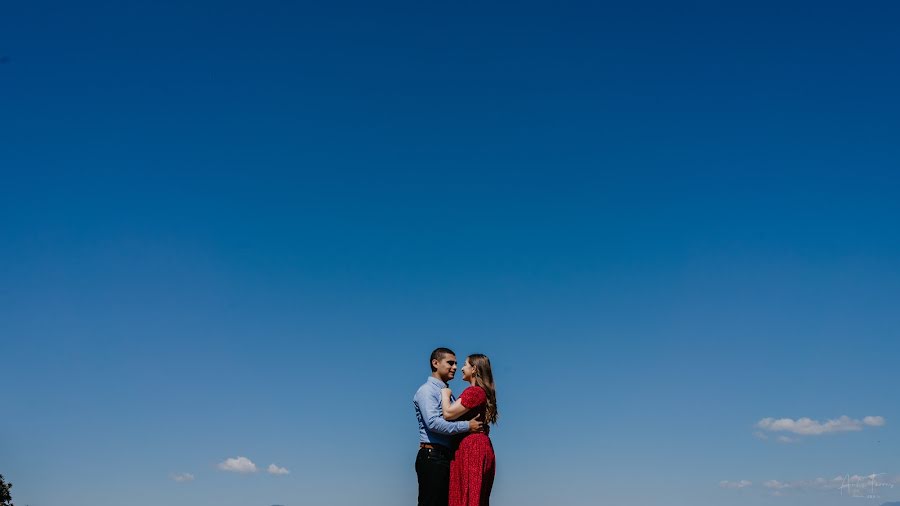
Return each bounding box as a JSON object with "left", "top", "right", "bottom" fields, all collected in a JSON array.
[{"left": 415, "top": 388, "right": 471, "bottom": 435}]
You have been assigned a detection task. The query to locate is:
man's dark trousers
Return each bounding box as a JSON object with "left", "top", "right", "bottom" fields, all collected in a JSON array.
[{"left": 415, "top": 446, "right": 451, "bottom": 506}]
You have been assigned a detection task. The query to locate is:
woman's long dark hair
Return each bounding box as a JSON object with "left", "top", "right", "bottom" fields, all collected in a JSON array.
[{"left": 468, "top": 354, "right": 498, "bottom": 425}]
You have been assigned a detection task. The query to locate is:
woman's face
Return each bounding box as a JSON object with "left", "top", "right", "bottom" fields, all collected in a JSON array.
[{"left": 461, "top": 359, "right": 475, "bottom": 381}]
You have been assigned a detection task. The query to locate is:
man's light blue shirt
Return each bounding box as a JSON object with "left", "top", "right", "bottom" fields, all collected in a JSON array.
[{"left": 414, "top": 376, "right": 469, "bottom": 447}]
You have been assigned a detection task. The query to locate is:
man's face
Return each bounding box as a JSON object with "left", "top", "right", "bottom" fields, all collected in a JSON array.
[{"left": 433, "top": 354, "right": 458, "bottom": 382}]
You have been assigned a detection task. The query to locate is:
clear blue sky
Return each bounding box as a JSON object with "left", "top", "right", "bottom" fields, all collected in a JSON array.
[{"left": 2, "top": 2, "right": 900, "bottom": 505}]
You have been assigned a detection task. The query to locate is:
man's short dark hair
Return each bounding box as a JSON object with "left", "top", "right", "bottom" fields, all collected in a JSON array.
[{"left": 430, "top": 347, "right": 455, "bottom": 371}]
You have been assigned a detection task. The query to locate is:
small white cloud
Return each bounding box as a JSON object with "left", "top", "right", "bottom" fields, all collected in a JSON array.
[
  {"left": 218, "top": 456, "right": 258, "bottom": 473},
  {"left": 720, "top": 480, "right": 752, "bottom": 489},
  {"left": 863, "top": 416, "right": 886, "bottom": 427},
  {"left": 764, "top": 480, "right": 791, "bottom": 490},
  {"left": 171, "top": 472, "right": 195, "bottom": 482},
  {"left": 756, "top": 415, "right": 885, "bottom": 436},
  {"left": 776, "top": 435, "right": 797, "bottom": 444},
  {"left": 749, "top": 474, "right": 894, "bottom": 494},
  {"left": 752, "top": 431, "right": 769, "bottom": 440},
  {"left": 267, "top": 463, "right": 290, "bottom": 475}
]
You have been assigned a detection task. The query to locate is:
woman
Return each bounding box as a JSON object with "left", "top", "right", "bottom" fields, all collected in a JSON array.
[{"left": 440, "top": 353, "right": 498, "bottom": 506}]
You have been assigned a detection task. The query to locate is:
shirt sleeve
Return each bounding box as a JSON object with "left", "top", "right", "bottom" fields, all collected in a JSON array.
[
  {"left": 415, "top": 387, "right": 469, "bottom": 435},
  {"left": 460, "top": 386, "right": 486, "bottom": 408}
]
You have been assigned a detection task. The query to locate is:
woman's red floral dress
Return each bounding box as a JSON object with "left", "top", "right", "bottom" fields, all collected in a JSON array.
[{"left": 449, "top": 385, "right": 495, "bottom": 506}]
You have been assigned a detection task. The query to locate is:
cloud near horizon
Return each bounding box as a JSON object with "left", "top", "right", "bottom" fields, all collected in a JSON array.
[
  {"left": 170, "top": 472, "right": 195, "bottom": 482},
  {"left": 218, "top": 456, "right": 258, "bottom": 473},
  {"left": 721, "top": 474, "right": 900, "bottom": 494},
  {"left": 720, "top": 480, "right": 752, "bottom": 489},
  {"left": 267, "top": 464, "right": 290, "bottom": 475},
  {"left": 755, "top": 415, "right": 886, "bottom": 436}
]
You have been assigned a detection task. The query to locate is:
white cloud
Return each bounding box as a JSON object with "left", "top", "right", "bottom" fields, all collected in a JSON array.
[
  {"left": 776, "top": 435, "right": 797, "bottom": 444},
  {"left": 267, "top": 464, "right": 290, "bottom": 475},
  {"left": 716, "top": 474, "right": 900, "bottom": 495},
  {"left": 750, "top": 474, "right": 898, "bottom": 495},
  {"left": 171, "top": 473, "right": 195, "bottom": 482},
  {"left": 720, "top": 480, "right": 752, "bottom": 489},
  {"left": 863, "top": 416, "right": 886, "bottom": 427},
  {"left": 218, "top": 456, "right": 258, "bottom": 473},
  {"left": 752, "top": 431, "right": 769, "bottom": 440},
  {"left": 755, "top": 415, "right": 885, "bottom": 436},
  {"left": 799, "top": 477, "right": 839, "bottom": 490}
]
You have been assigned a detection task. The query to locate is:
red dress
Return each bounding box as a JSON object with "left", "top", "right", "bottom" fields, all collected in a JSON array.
[{"left": 449, "top": 386, "right": 496, "bottom": 506}]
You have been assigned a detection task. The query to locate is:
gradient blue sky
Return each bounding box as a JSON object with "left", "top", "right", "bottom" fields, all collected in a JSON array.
[{"left": 2, "top": 2, "right": 900, "bottom": 505}]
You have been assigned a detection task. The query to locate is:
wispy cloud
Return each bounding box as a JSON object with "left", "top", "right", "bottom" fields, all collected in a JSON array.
[
  {"left": 171, "top": 472, "right": 195, "bottom": 482},
  {"left": 720, "top": 480, "right": 752, "bottom": 489},
  {"left": 759, "top": 478, "right": 831, "bottom": 492},
  {"left": 755, "top": 415, "right": 886, "bottom": 436},
  {"left": 267, "top": 464, "right": 290, "bottom": 475},
  {"left": 218, "top": 456, "right": 258, "bottom": 473},
  {"left": 722, "top": 474, "right": 899, "bottom": 495}
]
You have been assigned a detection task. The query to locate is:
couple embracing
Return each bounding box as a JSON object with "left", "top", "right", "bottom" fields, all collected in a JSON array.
[{"left": 413, "top": 347, "right": 498, "bottom": 506}]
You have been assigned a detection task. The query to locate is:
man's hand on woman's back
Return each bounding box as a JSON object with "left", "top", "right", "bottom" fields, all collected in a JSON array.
[{"left": 468, "top": 414, "right": 484, "bottom": 433}]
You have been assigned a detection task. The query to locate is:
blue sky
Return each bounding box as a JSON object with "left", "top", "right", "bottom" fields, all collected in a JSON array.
[{"left": 2, "top": 2, "right": 900, "bottom": 505}]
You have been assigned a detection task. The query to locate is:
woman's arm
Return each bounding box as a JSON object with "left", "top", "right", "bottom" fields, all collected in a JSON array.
[{"left": 441, "top": 388, "right": 471, "bottom": 421}]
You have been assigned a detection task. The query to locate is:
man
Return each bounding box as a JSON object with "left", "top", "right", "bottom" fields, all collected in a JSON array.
[{"left": 414, "top": 347, "right": 483, "bottom": 506}]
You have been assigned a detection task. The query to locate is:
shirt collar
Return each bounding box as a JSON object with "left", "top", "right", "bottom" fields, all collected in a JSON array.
[{"left": 427, "top": 376, "right": 448, "bottom": 388}]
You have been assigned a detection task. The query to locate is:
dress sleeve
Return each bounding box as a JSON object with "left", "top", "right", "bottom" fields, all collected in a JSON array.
[{"left": 460, "top": 386, "right": 486, "bottom": 409}]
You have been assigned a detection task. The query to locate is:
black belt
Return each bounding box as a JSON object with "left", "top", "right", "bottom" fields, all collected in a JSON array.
[{"left": 420, "top": 443, "right": 450, "bottom": 451}]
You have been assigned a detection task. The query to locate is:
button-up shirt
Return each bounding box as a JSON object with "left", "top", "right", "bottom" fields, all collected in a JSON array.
[{"left": 414, "top": 376, "right": 469, "bottom": 447}]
